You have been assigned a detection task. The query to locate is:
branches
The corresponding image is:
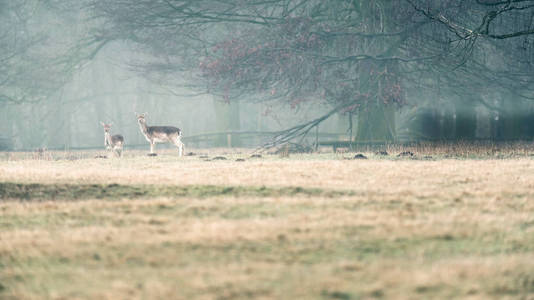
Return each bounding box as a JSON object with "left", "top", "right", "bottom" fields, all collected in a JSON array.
[
  {"left": 262, "top": 102, "right": 347, "bottom": 149},
  {"left": 86, "top": 0, "right": 534, "bottom": 128},
  {"left": 407, "top": 0, "right": 534, "bottom": 40},
  {"left": 0, "top": 1, "right": 107, "bottom": 105}
]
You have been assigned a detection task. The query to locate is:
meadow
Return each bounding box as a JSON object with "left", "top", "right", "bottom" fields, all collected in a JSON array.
[{"left": 1, "top": 145, "right": 534, "bottom": 299}]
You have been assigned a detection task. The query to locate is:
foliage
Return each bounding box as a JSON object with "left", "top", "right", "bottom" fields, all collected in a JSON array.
[
  {"left": 0, "top": 1, "right": 109, "bottom": 104},
  {"left": 85, "top": 1, "right": 534, "bottom": 129}
]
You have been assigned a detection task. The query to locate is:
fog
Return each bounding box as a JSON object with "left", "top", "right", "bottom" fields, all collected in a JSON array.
[{"left": 1, "top": 1, "right": 534, "bottom": 151}]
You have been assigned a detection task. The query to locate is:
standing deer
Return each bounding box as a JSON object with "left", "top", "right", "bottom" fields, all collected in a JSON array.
[
  {"left": 136, "top": 113, "right": 184, "bottom": 156},
  {"left": 100, "top": 122, "right": 124, "bottom": 157}
]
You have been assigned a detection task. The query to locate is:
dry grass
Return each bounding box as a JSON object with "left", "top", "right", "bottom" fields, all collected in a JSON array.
[{"left": 1, "top": 148, "right": 534, "bottom": 299}]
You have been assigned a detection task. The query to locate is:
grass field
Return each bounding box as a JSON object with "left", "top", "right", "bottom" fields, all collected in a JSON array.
[{"left": 1, "top": 146, "right": 534, "bottom": 299}]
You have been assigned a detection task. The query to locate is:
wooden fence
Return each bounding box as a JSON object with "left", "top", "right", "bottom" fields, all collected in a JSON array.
[{"left": 5, "top": 131, "right": 351, "bottom": 152}]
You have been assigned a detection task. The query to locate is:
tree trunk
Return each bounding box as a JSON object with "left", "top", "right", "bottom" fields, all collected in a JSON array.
[
  {"left": 354, "top": 0, "right": 397, "bottom": 143},
  {"left": 409, "top": 107, "right": 440, "bottom": 140},
  {"left": 523, "top": 107, "right": 534, "bottom": 139},
  {"left": 46, "top": 97, "right": 68, "bottom": 149},
  {"left": 213, "top": 100, "right": 241, "bottom": 147},
  {"left": 494, "top": 94, "right": 526, "bottom": 140},
  {"left": 356, "top": 100, "right": 396, "bottom": 142},
  {"left": 454, "top": 100, "right": 477, "bottom": 140},
  {"left": 0, "top": 103, "right": 15, "bottom": 150}
]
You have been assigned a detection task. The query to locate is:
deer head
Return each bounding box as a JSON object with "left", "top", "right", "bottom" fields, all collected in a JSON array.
[
  {"left": 100, "top": 122, "right": 113, "bottom": 133},
  {"left": 135, "top": 112, "right": 148, "bottom": 125}
]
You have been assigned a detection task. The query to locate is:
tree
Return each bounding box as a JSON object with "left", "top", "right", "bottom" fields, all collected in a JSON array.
[
  {"left": 85, "top": 0, "right": 534, "bottom": 145},
  {"left": 407, "top": 0, "right": 534, "bottom": 139},
  {"left": 0, "top": 1, "right": 107, "bottom": 105},
  {"left": 407, "top": 0, "right": 534, "bottom": 40},
  {"left": 88, "top": 1, "right": 429, "bottom": 143},
  {"left": 0, "top": 0, "right": 114, "bottom": 149}
]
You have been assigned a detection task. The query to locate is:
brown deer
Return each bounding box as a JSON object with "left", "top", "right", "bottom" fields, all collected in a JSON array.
[
  {"left": 100, "top": 122, "right": 124, "bottom": 157},
  {"left": 136, "top": 113, "right": 184, "bottom": 156}
]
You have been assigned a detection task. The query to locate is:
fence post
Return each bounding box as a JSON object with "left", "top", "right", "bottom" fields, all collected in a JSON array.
[{"left": 315, "top": 126, "right": 319, "bottom": 151}]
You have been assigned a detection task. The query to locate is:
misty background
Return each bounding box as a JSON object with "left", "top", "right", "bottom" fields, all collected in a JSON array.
[{"left": 1, "top": 0, "right": 534, "bottom": 151}]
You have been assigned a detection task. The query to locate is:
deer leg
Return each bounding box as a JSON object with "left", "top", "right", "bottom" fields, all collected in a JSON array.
[{"left": 173, "top": 137, "right": 184, "bottom": 157}]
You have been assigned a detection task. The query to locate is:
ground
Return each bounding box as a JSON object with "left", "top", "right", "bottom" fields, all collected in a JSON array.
[{"left": 1, "top": 146, "right": 534, "bottom": 299}]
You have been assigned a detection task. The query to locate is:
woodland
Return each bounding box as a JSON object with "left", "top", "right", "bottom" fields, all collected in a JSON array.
[{"left": 1, "top": 0, "right": 534, "bottom": 150}]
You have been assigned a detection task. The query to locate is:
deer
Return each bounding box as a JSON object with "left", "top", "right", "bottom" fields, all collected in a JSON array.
[
  {"left": 136, "top": 112, "right": 184, "bottom": 157},
  {"left": 100, "top": 122, "right": 124, "bottom": 157}
]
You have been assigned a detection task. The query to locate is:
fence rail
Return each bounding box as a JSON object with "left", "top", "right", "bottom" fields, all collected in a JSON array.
[
  {"left": 3, "top": 131, "right": 533, "bottom": 152},
  {"left": 3, "top": 131, "right": 352, "bottom": 152}
]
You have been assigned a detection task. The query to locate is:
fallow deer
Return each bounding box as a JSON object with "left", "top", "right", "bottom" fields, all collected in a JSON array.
[
  {"left": 136, "top": 113, "right": 184, "bottom": 156},
  {"left": 100, "top": 122, "right": 124, "bottom": 157}
]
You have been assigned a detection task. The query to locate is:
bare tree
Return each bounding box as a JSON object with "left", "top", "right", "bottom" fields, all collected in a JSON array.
[{"left": 82, "top": 0, "right": 534, "bottom": 143}]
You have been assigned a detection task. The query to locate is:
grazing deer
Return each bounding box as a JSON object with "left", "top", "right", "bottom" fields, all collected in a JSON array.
[
  {"left": 136, "top": 113, "right": 184, "bottom": 156},
  {"left": 100, "top": 122, "right": 124, "bottom": 157}
]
